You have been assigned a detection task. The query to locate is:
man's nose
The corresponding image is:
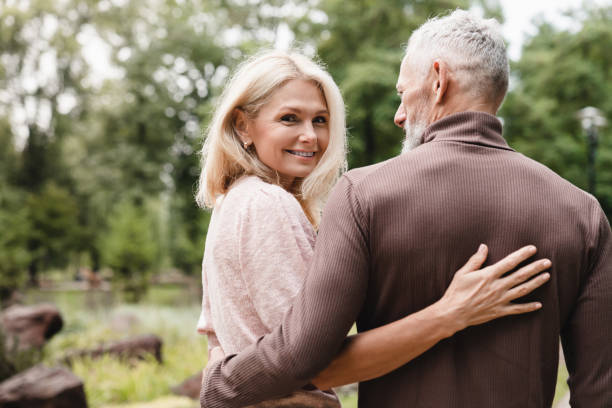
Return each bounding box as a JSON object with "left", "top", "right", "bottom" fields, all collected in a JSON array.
[{"left": 394, "top": 104, "right": 406, "bottom": 128}]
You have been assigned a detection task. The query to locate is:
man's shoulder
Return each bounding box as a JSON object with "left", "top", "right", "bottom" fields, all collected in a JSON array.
[
  {"left": 512, "top": 152, "right": 598, "bottom": 202},
  {"left": 343, "top": 156, "right": 400, "bottom": 187}
]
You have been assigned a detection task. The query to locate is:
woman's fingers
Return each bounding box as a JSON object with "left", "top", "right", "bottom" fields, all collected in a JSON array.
[
  {"left": 500, "top": 301, "right": 543, "bottom": 316},
  {"left": 210, "top": 346, "right": 225, "bottom": 362},
  {"left": 487, "top": 245, "right": 538, "bottom": 279},
  {"left": 501, "top": 258, "right": 551, "bottom": 290},
  {"left": 503, "top": 272, "right": 550, "bottom": 302},
  {"left": 457, "top": 244, "right": 488, "bottom": 274},
  {"left": 203, "top": 346, "right": 226, "bottom": 385}
]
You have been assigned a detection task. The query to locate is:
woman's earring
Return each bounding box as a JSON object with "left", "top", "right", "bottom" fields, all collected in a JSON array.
[{"left": 243, "top": 141, "right": 249, "bottom": 149}]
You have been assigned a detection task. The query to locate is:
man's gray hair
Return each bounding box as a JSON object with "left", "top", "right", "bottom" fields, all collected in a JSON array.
[{"left": 405, "top": 9, "right": 509, "bottom": 102}]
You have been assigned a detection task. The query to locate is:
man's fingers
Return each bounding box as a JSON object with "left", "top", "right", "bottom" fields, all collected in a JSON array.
[
  {"left": 503, "top": 272, "right": 550, "bottom": 302},
  {"left": 458, "top": 244, "right": 488, "bottom": 274},
  {"left": 502, "top": 258, "right": 551, "bottom": 289},
  {"left": 488, "top": 245, "right": 538, "bottom": 278}
]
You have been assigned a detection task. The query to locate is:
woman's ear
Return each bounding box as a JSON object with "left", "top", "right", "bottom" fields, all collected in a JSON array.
[{"left": 233, "top": 108, "right": 251, "bottom": 144}]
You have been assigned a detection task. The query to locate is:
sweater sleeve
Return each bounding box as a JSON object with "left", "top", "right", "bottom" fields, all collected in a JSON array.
[
  {"left": 200, "top": 174, "right": 370, "bottom": 407},
  {"left": 197, "top": 259, "right": 220, "bottom": 352},
  {"left": 237, "top": 188, "right": 314, "bottom": 331},
  {"left": 561, "top": 203, "right": 612, "bottom": 406}
]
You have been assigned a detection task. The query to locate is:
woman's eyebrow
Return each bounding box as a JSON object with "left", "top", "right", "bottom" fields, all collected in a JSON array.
[{"left": 278, "top": 106, "right": 329, "bottom": 115}]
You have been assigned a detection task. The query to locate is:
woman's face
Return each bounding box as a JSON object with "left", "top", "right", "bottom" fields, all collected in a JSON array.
[{"left": 239, "top": 79, "right": 330, "bottom": 187}]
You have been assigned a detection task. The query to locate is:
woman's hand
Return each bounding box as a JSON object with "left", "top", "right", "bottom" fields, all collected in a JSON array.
[
  {"left": 202, "top": 346, "right": 226, "bottom": 385},
  {"left": 437, "top": 244, "right": 551, "bottom": 335}
]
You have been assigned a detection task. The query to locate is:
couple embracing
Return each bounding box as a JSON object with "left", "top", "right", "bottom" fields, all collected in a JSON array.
[{"left": 195, "top": 10, "right": 612, "bottom": 408}]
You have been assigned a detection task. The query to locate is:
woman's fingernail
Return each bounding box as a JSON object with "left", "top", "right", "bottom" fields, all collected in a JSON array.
[
  {"left": 542, "top": 259, "right": 551, "bottom": 267},
  {"left": 479, "top": 244, "right": 486, "bottom": 251}
]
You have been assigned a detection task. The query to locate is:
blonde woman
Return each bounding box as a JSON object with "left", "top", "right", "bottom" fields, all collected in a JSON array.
[{"left": 195, "top": 51, "right": 549, "bottom": 406}]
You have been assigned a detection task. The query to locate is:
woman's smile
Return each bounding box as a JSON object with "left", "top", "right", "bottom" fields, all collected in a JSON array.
[{"left": 285, "top": 150, "right": 316, "bottom": 159}]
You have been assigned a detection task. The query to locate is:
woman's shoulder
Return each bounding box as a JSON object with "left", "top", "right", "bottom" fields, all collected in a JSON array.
[{"left": 224, "top": 175, "right": 299, "bottom": 214}]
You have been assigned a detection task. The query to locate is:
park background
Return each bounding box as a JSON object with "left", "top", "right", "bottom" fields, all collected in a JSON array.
[{"left": 0, "top": 0, "right": 610, "bottom": 407}]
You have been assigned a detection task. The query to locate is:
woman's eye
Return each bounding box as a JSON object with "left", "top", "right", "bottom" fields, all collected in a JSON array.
[
  {"left": 313, "top": 116, "right": 327, "bottom": 124},
  {"left": 280, "top": 114, "right": 297, "bottom": 122}
]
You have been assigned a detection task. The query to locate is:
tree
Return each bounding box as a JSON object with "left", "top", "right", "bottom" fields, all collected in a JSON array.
[
  {"left": 0, "top": 0, "right": 99, "bottom": 284},
  {"left": 25, "top": 183, "right": 80, "bottom": 284},
  {"left": 0, "top": 185, "right": 30, "bottom": 302},
  {"left": 0, "top": 0, "right": 92, "bottom": 192},
  {"left": 100, "top": 200, "right": 159, "bottom": 302},
  {"left": 500, "top": 5, "right": 612, "bottom": 218}
]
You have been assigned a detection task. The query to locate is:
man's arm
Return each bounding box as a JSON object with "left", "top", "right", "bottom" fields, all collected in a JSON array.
[
  {"left": 201, "top": 174, "right": 370, "bottom": 408},
  {"left": 562, "top": 204, "right": 612, "bottom": 406}
]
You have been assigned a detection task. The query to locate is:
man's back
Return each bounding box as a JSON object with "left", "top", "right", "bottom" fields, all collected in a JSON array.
[{"left": 351, "top": 112, "right": 611, "bottom": 407}]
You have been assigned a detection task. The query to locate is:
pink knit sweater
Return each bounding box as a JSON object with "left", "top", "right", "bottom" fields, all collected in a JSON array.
[{"left": 197, "top": 175, "right": 339, "bottom": 407}]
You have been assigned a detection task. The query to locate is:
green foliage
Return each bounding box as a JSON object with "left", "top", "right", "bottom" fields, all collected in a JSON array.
[
  {"left": 0, "top": 119, "right": 19, "bottom": 185},
  {"left": 25, "top": 183, "right": 80, "bottom": 282},
  {"left": 500, "top": 6, "right": 612, "bottom": 216},
  {"left": 0, "top": 185, "right": 30, "bottom": 301},
  {"left": 0, "top": 0, "right": 91, "bottom": 193},
  {"left": 167, "top": 196, "right": 211, "bottom": 276},
  {"left": 100, "top": 201, "right": 159, "bottom": 301}
]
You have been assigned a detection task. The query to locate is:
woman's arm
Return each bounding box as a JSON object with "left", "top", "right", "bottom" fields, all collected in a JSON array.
[{"left": 311, "top": 244, "right": 551, "bottom": 390}]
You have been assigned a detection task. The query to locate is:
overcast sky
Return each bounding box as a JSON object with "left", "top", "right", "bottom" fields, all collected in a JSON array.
[{"left": 499, "top": 0, "right": 606, "bottom": 60}]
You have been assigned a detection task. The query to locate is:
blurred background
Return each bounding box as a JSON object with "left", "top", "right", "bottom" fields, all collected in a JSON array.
[{"left": 0, "top": 0, "right": 610, "bottom": 407}]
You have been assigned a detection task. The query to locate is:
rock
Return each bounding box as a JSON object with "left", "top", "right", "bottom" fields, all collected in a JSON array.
[
  {"left": 0, "top": 364, "right": 87, "bottom": 408},
  {"left": 63, "top": 334, "right": 162, "bottom": 365},
  {"left": 1, "top": 304, "right": 63, "bottom": 350},
  {"left": 171, "top": 371, "right": 202, "bottom": 399}
]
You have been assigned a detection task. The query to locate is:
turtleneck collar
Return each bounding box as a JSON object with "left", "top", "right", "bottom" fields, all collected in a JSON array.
[{"left": 420, "top": 111, "right": 513, "bottom": 151}]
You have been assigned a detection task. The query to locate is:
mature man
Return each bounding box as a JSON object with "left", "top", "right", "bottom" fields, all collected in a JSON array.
[{"left": 202, "top": 10, "right": 612, "bottom": 407}]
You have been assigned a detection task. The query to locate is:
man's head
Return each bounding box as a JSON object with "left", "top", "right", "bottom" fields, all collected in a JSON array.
[{"left": 395, "top": 10, "right": 509, "bottom": 151}]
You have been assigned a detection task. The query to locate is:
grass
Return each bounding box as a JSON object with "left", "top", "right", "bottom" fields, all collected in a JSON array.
[
  {"left": 28, "top": 286, "right": 207, "bottom": 408},
  {"left": 23, "top": 286, "right": 569, "bottom": 408},
  {"left": 66, "top": 306, "right": 206, "bottom": 407}
]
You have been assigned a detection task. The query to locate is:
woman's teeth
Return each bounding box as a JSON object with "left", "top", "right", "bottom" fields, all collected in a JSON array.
[{"left": 287, "top": 150, "right": 314, "bottom": 157}]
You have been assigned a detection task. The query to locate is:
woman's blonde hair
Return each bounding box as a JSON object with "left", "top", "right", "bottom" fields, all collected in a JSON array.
[{"left": 195, "top": 50, "right": 347, "bottom": 226}]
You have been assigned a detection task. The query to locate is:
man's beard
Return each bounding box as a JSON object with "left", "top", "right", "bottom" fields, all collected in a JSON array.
[{"left": 401, "top": 119, "right": 428, "bottom": 153}]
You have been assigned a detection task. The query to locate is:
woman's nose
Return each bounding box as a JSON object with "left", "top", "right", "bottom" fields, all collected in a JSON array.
[{"left": 300, "top": 123, "right": 317, "bottom": 143}]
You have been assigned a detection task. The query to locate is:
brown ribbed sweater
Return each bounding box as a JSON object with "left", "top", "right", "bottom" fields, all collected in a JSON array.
[{"left": 201, "top": 111, "right": 612, "bottom": 408}]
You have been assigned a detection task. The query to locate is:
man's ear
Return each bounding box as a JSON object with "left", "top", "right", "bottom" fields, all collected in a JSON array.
[
  {"left": 233, "top": 108, "right": 251, "bottom": 144},
  {"left": 431, "top": 60, "right": 449, "bottom": 104}
]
